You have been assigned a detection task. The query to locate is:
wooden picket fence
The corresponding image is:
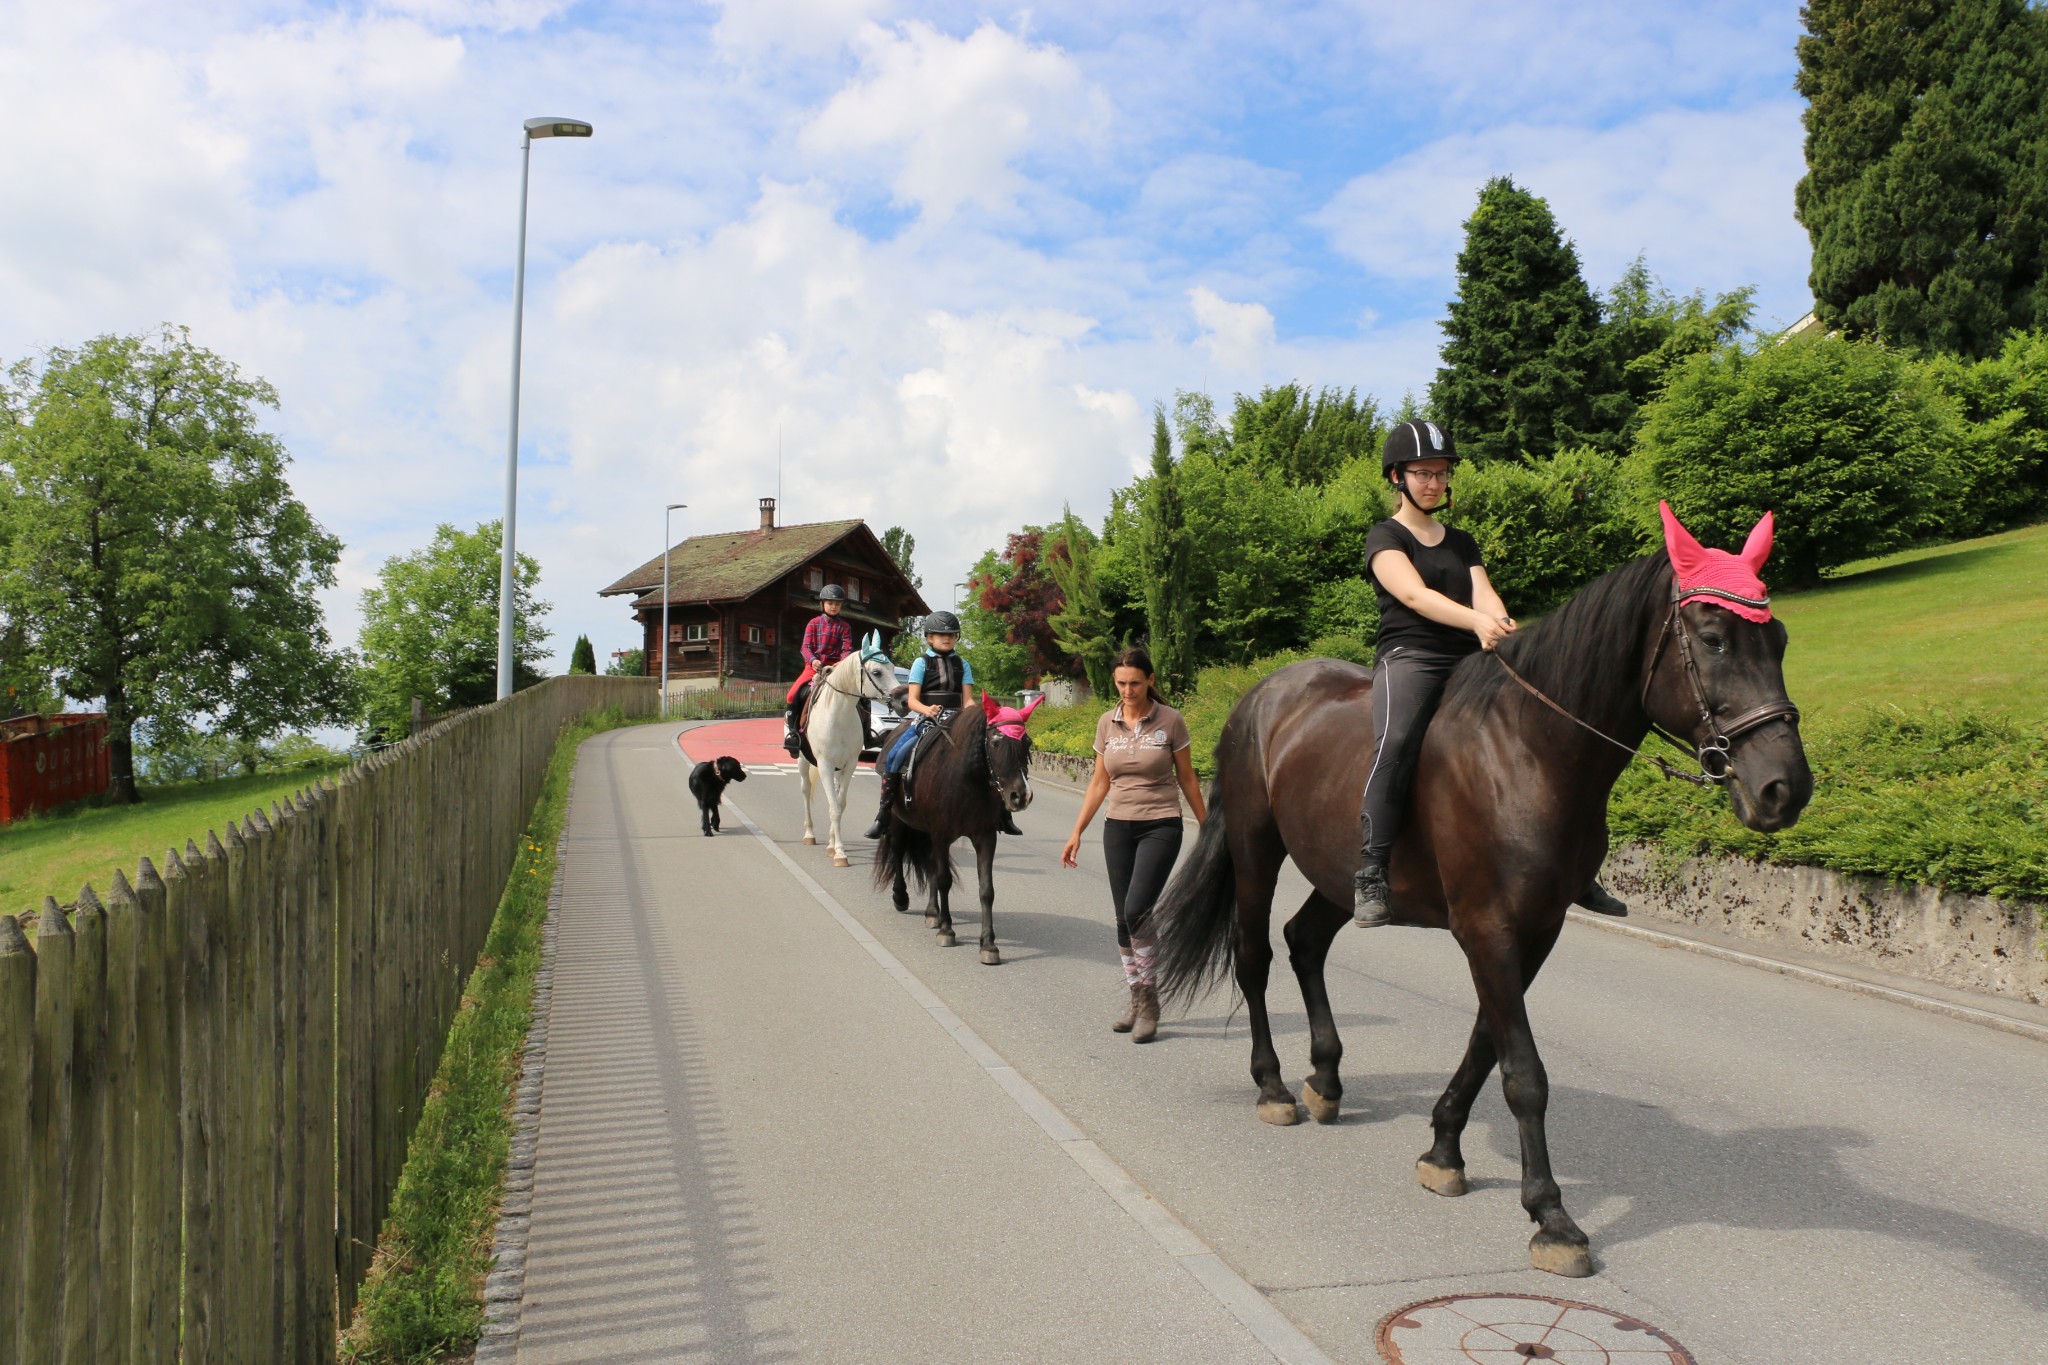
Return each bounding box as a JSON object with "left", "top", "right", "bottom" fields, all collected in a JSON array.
[{"left": 0, "top": 675, "right": 656, "bottom": 1362}]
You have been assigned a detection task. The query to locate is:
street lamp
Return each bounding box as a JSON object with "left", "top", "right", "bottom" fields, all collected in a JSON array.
[
  {"left": 497, "top": 115, "right": 594, "bottom": 702},
  {"left": 660, "top": 503, "right": 686, "bottom": 718},
  {"left": 953, "top": 581, "right": 968, "bottom": 609}
]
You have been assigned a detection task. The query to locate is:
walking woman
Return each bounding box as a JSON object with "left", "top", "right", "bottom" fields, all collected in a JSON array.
[{"left": 1060, "top": 647, "right": 1206, "bottom": 1043}]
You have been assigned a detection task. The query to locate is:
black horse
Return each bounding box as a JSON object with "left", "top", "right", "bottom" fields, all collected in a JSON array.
[
  {"left": 1151, "top": 539, "right": 1812, "bottom": 1277},
  {"left": 872, "top": 696, "right": 1036, "bottom": 964}
]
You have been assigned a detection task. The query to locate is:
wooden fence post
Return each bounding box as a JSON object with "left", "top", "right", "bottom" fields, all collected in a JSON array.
[
  {"left": 63, "top": 887, "right": 108, "bottom": 1365},
  {"left": 24, "top": 897, "right": 76, "bottom": 1357},
  {"left": 98, "top": 872, "right": 142, "bottom": 1364},
  {"left": 132, "top": 855, "right": 180, "bottom": 1365},
  {"left": 0, "top": 915, "right": 35, "bottom": 1363}
]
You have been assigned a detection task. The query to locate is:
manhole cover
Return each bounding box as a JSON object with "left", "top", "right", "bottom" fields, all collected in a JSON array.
[{"left": 1377, "top": 1293, "right": 1697, "bottom": 1363}]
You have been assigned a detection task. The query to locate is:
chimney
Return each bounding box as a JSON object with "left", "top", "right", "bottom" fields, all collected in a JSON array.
[{"left": 759, "top": 496, "right": 777, "bottom": 531}]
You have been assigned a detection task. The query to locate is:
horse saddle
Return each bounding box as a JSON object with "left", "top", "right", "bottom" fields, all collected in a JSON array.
[{"left": 900, "top": 709, "right": 956, "bottom": 800}]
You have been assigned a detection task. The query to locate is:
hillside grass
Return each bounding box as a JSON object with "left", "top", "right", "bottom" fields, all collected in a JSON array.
[
  {"left": 1032, "top": 523, "right": 2048, "bottom": 903},
  {"left": 0, "top": 760, "right": 351, "bottom": 914}
]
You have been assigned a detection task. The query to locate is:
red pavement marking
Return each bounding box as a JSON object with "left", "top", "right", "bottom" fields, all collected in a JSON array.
[{"left": 676, "top": 717, "right": 874, "bottom": 768}]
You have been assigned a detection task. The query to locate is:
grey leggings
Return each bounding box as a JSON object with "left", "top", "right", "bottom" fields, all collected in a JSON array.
[
  {"left": 1103, "top": 816, "right": 1184, "bottom": 947},
  {"left": 1359, "top": 646, "right": 1462, "bottom": 865}
]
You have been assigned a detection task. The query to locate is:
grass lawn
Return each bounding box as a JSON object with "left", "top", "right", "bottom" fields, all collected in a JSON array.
[
  {"left": 1776, "top": 520, "right": 2048, "bottom": 718},
  {"left": 0, "top": 762, "right": 348, "bottom": 914}
]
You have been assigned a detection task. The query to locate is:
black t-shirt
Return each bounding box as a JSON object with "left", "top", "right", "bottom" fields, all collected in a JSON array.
[{"left": 1364, "top": 519, "right": 1486, "bottom": 658}]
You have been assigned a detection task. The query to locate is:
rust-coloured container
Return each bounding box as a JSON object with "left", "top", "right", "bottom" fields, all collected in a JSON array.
[{"left": 0, "top": 713, "right": 111, "bottom": 823}]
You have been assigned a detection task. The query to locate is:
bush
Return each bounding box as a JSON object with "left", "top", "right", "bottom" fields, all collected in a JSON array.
[
  {"left": 1629, "top": 336, "right": 1958, "bottom": 587},
  {"left": 1450, "top": 447, "right": 1642, "bottom": 615},
  {"left": 1923, "top": 329, "right": 2048, "bottom": 534}
]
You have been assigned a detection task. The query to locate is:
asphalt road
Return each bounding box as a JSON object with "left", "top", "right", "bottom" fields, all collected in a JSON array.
[{"left": 514, "top": 721, "right": 2048, "bottom": 1363}]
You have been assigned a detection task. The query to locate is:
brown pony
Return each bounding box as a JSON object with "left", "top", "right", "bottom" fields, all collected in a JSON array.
[{"left": 1150, "top": 530, "right": 1811, "bottom": 1278}]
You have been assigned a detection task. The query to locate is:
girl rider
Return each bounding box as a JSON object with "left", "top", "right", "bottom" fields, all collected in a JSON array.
[
  {"left": 863, "top": 611, "right": 1023, "bottom": 838},
  {"left": 783, "top": 584, "right": 860, "bottom": 756},
  {"left": 1353, "top": 422, "right": 1628, "bottom": 926}
]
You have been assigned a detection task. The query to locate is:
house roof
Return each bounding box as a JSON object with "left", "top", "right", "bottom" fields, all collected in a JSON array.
[{"left": 598, "top": 517, "right": 928, "bottom": 615}]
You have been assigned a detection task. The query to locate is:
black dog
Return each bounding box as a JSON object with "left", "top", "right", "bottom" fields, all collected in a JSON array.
[{"left": 688, "top": 756, "right": 748, "bottom": 836}]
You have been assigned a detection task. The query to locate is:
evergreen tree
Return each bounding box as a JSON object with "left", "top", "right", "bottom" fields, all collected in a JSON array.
[
  {"left": 1213, "top": 385, "right": 1383, "bottom": 485},
  {"left": 1136, "top": 404, "right": 1198, "bottom": 691},
  {"left": 1429, "top": 176, "right": 1628, "bottom": 462},
  {"left": 1044, "top": 507, "right": 1117, "bottom": 699},
  {"left": 568, "top": 634, "right": 596, "bottom": 674},
  {"left": 1795, "top": 0, "right": 2048, "bottom": 355},
  {"left": 1602, "top": 255, "right": 1756, "bottom": 441}
]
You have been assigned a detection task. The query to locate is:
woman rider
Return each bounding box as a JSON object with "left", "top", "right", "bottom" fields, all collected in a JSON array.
[
  {"left": 863, "top": 610, "right": 1022, "bottom": 838},
  {"left": 1353, "top": 421, "right": 1627, "bottom": 926}
]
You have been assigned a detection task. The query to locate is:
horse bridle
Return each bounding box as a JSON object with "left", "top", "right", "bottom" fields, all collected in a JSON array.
[
  {"left": 1495, "top": 587, "right": 1799, "bottom": 788},
  {"left": 981, "top": 725, "right": 1031, "bottom": 796}
]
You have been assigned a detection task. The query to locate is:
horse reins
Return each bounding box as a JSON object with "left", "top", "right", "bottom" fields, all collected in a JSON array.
[{"left": 1492, "top": 589, "right": 1799, "bottom": 788}]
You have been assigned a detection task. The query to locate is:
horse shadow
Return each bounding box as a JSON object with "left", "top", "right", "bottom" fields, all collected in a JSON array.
[{"left": 1325, "top": 1069, "right": 2048, "bottom": 1310}]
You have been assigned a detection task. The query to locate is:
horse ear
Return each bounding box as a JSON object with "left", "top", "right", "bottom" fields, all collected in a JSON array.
[
  {"left": 1659, "top": 500, "right": 1713, "bottom": 581},
  {"left": 1020, "top": 694, "right": 1044, "bottom": 721},
  {"left": 981, "top": 692, "right": 1000, "bottom": 721},
  {"left": 1739, "top": 511, "right": 1774, "bottom": 574}
]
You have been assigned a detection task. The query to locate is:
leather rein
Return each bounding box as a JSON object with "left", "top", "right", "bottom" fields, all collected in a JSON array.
[{"left": 1492, "top": 588, "right": 1800, "bottom": 788}]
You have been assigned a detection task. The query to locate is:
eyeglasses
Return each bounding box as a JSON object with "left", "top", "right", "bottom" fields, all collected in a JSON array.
[{"left": 1404, "top": 468, "right": 1450, "bottom": 485}]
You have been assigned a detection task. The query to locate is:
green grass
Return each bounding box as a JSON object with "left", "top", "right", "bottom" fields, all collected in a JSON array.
[
  {"left": 0, "top": 761, "right": 350, "bottom": 914},
  {"left": 339, "top": 705, "right": 649, "bottom": 1364}
]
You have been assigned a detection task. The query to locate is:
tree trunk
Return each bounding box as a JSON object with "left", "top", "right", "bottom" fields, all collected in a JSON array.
[{"left": 103, "top": 675, "right": 140, "bottom": 804}]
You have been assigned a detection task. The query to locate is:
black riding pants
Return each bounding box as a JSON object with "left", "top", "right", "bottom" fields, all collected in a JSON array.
[
  {"left": 1359, "top": 646, "right": 1462, "bottom": 866},
  {"left": 1103, "top": 816, "right": 1184, "bottom": 947}
]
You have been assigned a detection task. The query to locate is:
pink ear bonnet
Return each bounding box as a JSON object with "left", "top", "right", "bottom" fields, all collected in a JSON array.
[
  {"left": 983, "top": 692, "right": 1043, "bottom": 739},
  {"left": 1659, "top": 501, "right": 1774, "bottom": 623}
]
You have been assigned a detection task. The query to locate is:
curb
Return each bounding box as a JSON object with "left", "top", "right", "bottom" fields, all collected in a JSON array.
[{"left": 472, "top": 776, "right": 573, "bottom": 1363}]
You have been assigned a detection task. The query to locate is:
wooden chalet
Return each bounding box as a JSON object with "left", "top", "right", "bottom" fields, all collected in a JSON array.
[{"left": 598, "top": 498, "right": 929, "bottom": 690}]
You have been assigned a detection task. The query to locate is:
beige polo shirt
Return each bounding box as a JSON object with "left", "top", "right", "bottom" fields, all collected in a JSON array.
[{"left": 1093, "top": 702, "right": 1193, "bottom": 821}]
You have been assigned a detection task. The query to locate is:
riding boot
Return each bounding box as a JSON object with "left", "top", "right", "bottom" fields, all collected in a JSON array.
[
  {"left": 1573, "top": 878, "right": 1629, "bottom": 917},
  {"left": 1353, "top": 858, "right": 1392, "bottom": 929},
  {"left": 997, "top": 808, "right": 1023, "bottom": 836},
  {"left": 863, "top": 774, "right": 899, "bottom": 840},
  {"left": 782, "top": 701, "right": 801, "bottom": 757},
  {"left": 1112, "top": 952, "right": 1139, "bottom": 1033}
]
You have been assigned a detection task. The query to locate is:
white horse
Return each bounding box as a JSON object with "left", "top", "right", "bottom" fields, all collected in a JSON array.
[{"left": 798, "top": 631, "right": 900, "bottom": 867}]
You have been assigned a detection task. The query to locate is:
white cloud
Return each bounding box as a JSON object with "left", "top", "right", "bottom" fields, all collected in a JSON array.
[{"left": 1188, "top": 287, "right": 1277, "bottom": 379}]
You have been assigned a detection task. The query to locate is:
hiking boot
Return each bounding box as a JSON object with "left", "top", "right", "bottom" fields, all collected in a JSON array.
[
  {"left": 997, "top": 807, "right": 1023, "bottom": 836},
  {"left": 1574, "top": 879, "right": 1628, "bottom": 917},
  {"left": 864, "top": 775, "right": 899, "bottom": 840},
  {"left": 1353, "top": 861, "right": 1391, "bottom": 928},
  {"left": 1112, "top": 982, "right": 1140, "bottom": 1033},
  {"left": 1131, "top": 984, "right": 1161, "bottom": 1044}
]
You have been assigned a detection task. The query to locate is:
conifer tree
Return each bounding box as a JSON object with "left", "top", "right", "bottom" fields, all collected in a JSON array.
[
  {"left": 1135, "top": 404, "right": 1197, "bottom": 691},
  {"left": 1429, "top": 176, "right": 1627, "bottom": 462},
  {"left": 569, "top": 634, "right": 596, "bottom": 674},
  {"left": 1795, "top": 0, "right": 2048, "bottom": 355}
]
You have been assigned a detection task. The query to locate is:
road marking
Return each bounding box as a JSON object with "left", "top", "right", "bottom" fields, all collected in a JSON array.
[
  {"left": 1565, "top": 909, "right": 2048, "bottom": 1045},
  {"left": 719, "top": 792, "right": 1338, "bottom": 1365}
]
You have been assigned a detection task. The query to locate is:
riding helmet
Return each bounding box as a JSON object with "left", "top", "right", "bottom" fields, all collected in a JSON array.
[
  {"left": 922, "top": 609, "right": 962, "bottom": 636},
  {"left": 817, "top": 583, "right": 847, "bottom": 602},
  {"left": 1382, "top": 420, "right": 1457, "bottom": 471}
]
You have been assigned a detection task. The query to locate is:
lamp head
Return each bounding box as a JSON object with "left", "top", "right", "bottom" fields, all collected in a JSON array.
[{"left": 524, "top": 117, "right": 593, "bottom": 139}]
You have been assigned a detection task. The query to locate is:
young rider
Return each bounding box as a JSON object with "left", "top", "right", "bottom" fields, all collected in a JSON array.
[
  {"left": 784, "top": 584, "right": 855, "bottom": 756},
  {"left": 1352, "top": 421, "right": 1629, "bottom": 926},
  {"left": 863, "top": 611, "right": 1022, "bottom": 838}
]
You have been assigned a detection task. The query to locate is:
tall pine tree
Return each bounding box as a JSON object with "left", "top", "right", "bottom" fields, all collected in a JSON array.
[
  {"left": 1430, "top": 176, "right": 1627, "bottom": 462},
  {"left": 1795, "top": 0, "right": 2048, "bottom": 355}
]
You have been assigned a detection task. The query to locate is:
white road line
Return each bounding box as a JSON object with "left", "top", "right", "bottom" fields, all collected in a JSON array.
[{"left": 717, "top": 791, "right": 1338, "bottom": 1365}]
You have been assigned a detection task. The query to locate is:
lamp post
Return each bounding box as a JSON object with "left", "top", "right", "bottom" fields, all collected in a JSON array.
[
  {"left": 497, "top": 115, "right": 594, "bottom": 702},
  {"left": 953, "top": 581, "right": 968, "bottom": 609},
  {"left": 660, "top": 503, "right": 686, "bottom": 718}
]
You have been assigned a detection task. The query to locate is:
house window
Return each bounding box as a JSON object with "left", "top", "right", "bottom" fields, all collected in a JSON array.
[
  {"left": 745, "top": 624, "right": 764, "bottom": 645},
  {"left": 846, "top": 575, "right": 861, "bottom": 601},
  {"left": 684, "top": 623, "right": 707, "bottom": 642},
  {"left": 808, "top": 567, "right": 824, "bottom": 590}
]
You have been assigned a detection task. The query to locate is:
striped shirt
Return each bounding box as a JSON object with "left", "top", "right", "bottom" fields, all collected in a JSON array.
[{"left": 801, "top": 613, "right": 855, "bottom": 669}]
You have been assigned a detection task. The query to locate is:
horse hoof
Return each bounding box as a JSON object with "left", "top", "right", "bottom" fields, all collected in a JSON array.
[
  {"left": 832, "top": 855, "right": 850, "bottom": 868},
  {"left": 803, "top": 835, "right": 816, "bottom": 845},
  {"left": 894, "top": 902, "right": 911, "bottom": 914},
  {"left": 1529, "top": 1232, "right": 1595, "bottom": 1278},
  {"left": 1416, "top": 1160, "right": 1468, "bottom": 1197},
  {"left": 1256, "top": 1100, "right": 1301, "bottom": 1126},
  {"left": 1301, "top": 1081, "right": 1339, "bottom": 1124},
  {"left": 936, "top": 931, "right": 957, "bottom": 947},
  {"left": 979, "top": 948, "right": 1001, "bottom": 966},
  {"left": 923, "top": 913, "right": 939, "bottom": 928}
]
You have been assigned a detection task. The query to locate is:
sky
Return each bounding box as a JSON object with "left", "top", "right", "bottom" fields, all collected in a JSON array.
[{"left": 0, "top": 0, "right": 1817, "bottom": 673}]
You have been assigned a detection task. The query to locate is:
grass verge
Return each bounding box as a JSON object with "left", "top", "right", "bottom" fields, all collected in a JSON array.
[{"left": 338, "top": 704, "right": 649, "bottom": 1362}]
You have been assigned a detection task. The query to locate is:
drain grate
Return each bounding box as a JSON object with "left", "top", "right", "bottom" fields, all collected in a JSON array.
[{"left": 1377, "top": 1293, "right": 1697, "bottom": 1363}]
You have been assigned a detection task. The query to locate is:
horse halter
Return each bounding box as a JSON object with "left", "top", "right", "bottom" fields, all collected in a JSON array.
[
  {"left": 979, "top": 724, "right": 1031, "bottom": 795},
  {"left": 1639, "top": 589, "right": 1801, "bottom": 785}
]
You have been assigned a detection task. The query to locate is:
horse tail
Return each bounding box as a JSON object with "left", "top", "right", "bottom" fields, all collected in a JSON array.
[
  {"left": 870, "top": 809, "right": 937, "bottom": 894},
  {"left": 1151, "top": 801, "right": 1237, "bottom": 1010}
]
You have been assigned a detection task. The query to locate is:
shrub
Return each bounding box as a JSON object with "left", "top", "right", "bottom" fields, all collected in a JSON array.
[
  {"left": 1628, "top": 336, "right": 1959, "bottom": 587},
  {"left": 1922, "top": 329, "right": 2048, "bottom": 533},
  {"left": 1449, "top": 447, "right": 1641, "bottom": 615}
]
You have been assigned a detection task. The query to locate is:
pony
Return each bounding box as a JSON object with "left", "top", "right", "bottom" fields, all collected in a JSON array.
[
  {"left": 1150, "top": 504, "right": 1812, "bottom": 1278},
  {"left": 687, "top": 755, "right": 747, "bottom": 836},
  {"left": 798, "top": 631, "right": 900, "bottom": 867},
  {"left": 871, "top": 694, "right": 1040, "bottom": 964}
]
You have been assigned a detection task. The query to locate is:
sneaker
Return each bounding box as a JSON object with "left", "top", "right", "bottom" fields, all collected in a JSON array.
[{"left": 1353, "top": 862, "right": 1391, "bottom": 928}]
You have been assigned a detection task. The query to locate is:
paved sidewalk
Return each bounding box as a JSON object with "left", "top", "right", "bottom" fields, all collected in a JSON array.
[{"left": 513, "top": 724, "right": 1278, "bottom": 1364}]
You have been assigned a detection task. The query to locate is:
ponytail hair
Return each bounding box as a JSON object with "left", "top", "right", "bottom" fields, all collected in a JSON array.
[{"left": 1112, "top": 646, "right": 1169, "bottom": 707}]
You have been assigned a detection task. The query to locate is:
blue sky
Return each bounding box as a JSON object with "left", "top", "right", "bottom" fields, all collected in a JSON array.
[{"left": 0, "top": 0, "right": 1815, "bottom": 671}]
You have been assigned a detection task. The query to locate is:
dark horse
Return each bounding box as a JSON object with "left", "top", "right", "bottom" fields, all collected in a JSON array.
[
  {"left": 1151, "top": 542, "right": 1812, "bottom": 1278},
  {"left": 872, "top": 695, "right": 1038, "bottom": 965}
]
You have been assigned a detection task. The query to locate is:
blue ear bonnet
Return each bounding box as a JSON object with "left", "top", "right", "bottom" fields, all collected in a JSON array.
[{"left": 860, "top": 629, "right": 889, "bottom": 662}]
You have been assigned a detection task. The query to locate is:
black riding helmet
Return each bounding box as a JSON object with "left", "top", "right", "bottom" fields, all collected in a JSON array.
[
  {"left": 922, "top": 609, "right": 961, "bottom": 636},
  {"left": 1383, "top": 420, "right": 1457, "bottom": 513},
  {"left": 817, "top": 583, "right": 847, "bottom": 602}
]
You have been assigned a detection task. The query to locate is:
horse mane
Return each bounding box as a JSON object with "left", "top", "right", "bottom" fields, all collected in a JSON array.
[{"left": 1442, "top": 552, "right": 1671, "bottom": 726}]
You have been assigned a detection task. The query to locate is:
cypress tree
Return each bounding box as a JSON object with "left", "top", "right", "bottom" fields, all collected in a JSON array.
[
  {"left": 569, "top": 634, "right": 596, "bottom": 674},
  {"left": 1136, "top": 404, "right": 1196, "bottom": 692},
  {"left": 1429, "top": 176, "right": 1627, "bottom": 462},
  {"left": 1795, "top": 0, "right": 2048, "bottom": 355}
]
